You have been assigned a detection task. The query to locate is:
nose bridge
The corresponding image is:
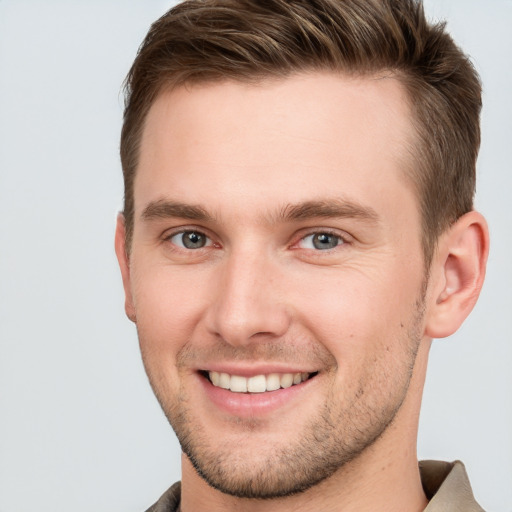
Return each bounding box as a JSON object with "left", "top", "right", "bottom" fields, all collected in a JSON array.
[{"left": 207, "top": 246, "right": 289, "bottom": 345}]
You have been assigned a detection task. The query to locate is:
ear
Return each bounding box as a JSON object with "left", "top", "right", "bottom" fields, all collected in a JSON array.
[
  {"left": 114, "top": 214, "right": 137, "bottom": 323},
  {"left": 425, "top": 211, "right": 489, "bottom": 339}
]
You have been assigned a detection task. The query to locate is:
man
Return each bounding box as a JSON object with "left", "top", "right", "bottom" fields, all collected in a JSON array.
[{"left": 114, "top": 0, "right": 489, "bottom": 510}]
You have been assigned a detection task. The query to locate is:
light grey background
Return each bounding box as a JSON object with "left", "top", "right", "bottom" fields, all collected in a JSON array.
[{"left": 0, "top": 1, "right": 510, "bottom": 511}]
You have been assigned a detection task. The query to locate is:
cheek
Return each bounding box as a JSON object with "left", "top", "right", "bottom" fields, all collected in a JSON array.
[
  {"left": 132, "top": 268, "right": 212, "bottom": 401},
  {"left": 131, "top": 264, "right": 211, "bottom": 357},
  {"left": 288, "top": 261, "right": 423, "bottom": 360}
]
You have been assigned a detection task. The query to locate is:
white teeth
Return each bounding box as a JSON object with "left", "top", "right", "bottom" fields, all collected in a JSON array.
[
  {"left": 266, "top": 373, "right": 281, "bottom": 391},
  {"left": 210, "top": 371, "right": 220, "bottom": 386},
  {"left": 219, "top": 372, "right": 230, "bottom": 389},
  {"left": 247, "top": 374, "right": 266, "bottom": 393},
  {"left": 230, "top": 375, "right": 248, "bottom": 392},
  {"left": 280, "top": 373, "right": 293, "bottom": 388},
  {"left": 208, "top": 371, "right": 311, "bottom": 393}
]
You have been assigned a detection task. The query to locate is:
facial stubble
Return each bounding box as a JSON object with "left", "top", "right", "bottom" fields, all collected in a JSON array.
[{"left": 139, "top": 292, "right": 426, "bottom": 500}]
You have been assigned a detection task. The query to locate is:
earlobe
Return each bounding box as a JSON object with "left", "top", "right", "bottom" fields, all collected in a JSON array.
[
  {"left": 114, "top": 214, "right": 137, "bottom": 323},
  {"left": 425, "top": 211, "right": 489, "bottom": 339}
]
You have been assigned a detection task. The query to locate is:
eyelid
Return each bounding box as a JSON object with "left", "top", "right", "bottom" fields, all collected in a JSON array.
[
  {"left": 292, "top": 228, "right": 352, "bottom": 250},
  {"left": 172, "top": 232, "right": 213, "bottom": 249},
  {"left": 160, "top": 225, "right": 352, "bottom": 251},
  {"left": 162, "top": 226, "right": 217, "bottom": 249}
]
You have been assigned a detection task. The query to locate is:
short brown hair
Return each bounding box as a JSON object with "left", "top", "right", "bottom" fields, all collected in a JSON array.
[{"left": 120, "top": 0, "right": 482, "bottom": 266}]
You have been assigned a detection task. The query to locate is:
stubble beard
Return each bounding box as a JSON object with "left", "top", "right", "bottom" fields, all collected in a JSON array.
[
  {"left": 166, "top": 381, "right": 410, "bottom": 499},
  {"left": 140, "top": 297, "right": 426, "bottom": 500}
]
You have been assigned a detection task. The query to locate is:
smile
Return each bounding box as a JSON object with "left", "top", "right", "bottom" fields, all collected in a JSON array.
[{"left": 206, "top": 371, "right": 315, "bottom": 393}]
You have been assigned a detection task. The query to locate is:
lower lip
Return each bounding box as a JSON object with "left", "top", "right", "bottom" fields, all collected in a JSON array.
[{"left": 198, "top": 373, "right": 316, "bottom": 418}]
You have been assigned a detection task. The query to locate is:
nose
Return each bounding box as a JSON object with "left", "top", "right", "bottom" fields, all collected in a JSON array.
[{"left": 204, "top": 250, "right": 291, "bottom": 346}]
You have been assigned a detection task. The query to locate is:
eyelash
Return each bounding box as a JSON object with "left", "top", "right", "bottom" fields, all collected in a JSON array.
[
  {"left": 295, "top": 230, "right": 347, "bottom": 251},
  {"left": 163, "top": 228, "right": 349, "bottom": 253},
  {"left": 165, "top": 229, "right": 215, "bottom": 250}
]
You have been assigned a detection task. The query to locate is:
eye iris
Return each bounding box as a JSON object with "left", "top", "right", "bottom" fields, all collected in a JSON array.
[
  {"left": 313, "top": 233, "right": 338, "bottom": 250},
  {"left": 182, "top": 231, "right": 206, "bottom": 249}
]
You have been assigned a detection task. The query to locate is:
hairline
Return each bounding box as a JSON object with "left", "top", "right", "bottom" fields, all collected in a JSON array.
[{"left": 123, "top": 67, "right": 435, "bottom": 266}]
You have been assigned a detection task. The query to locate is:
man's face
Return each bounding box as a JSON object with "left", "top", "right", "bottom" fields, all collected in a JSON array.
[{"left": 119, "top": 73, "right": 429, "bottom": 498}]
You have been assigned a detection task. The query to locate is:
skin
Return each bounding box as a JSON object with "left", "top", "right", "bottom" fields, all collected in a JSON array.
[{"left": 116, "top": 73, "right": 488, "bottom": 512}]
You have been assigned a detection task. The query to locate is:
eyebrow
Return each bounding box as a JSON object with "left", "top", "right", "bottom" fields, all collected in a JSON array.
[
  {"left": 279, "top": 199, "right": 380, "bottom": 224},
  {"left": 140, "top": 198, "right": 379, "bottom": 225},
  {"left": 141, "top": 200, "right": 215, "bottom": 222}
]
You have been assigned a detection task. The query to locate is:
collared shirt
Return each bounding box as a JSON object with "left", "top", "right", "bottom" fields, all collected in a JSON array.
[
  {"left": 145, "top": 460, "right": 485, "bottom": 512},
  {"left": 421, "top": 460, "right": 485, "bottom": 511}
]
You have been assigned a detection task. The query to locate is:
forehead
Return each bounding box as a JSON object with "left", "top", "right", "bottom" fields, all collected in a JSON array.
[{"left": 135, "top": 72, "right": 416, "bottom": 221}]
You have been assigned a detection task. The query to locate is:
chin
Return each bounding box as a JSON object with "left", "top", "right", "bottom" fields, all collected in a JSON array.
[{"left": 164, "top": 387, "right": 401, "bottom": 500}]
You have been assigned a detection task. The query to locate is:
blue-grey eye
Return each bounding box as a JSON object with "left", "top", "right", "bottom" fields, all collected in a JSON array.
[
  {"left": 300, "top": 232, "right": 343, "bottom": 250},
  {"left": 170, "top": 231, "right": 211, "bottom": 249}
]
